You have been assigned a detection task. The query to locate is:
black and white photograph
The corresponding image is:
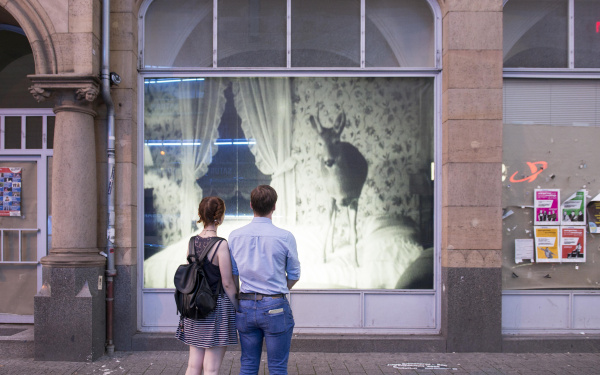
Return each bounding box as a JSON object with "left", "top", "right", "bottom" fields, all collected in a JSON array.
[{"left": 143, "top": 77, "right": 434, "bottom": 290}]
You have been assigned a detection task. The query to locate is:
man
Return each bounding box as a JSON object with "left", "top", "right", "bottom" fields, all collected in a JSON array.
[{"left": 229, "top": 185, "right": 301, "bottom": 375}]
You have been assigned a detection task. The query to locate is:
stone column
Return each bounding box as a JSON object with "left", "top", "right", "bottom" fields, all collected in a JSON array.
[
  {"left": 439, "top": 1, "right": 504, "bottom": 352},
  {"left": 29, "top": 75, "right": 107, "bottom": 361}
]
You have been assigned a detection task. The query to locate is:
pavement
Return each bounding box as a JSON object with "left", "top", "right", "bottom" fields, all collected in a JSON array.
[{"left": 1, "top": 351, "right": 600, "bottom": 375}]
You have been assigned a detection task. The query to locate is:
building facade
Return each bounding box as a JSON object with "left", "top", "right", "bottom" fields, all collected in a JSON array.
[{"left": 0, "top": 0, "right": 598, "bottom": 362}]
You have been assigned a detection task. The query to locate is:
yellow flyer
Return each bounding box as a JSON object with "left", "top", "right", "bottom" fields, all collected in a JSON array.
[{"left": 534, "top": 226, "right": 560, "bottom": 263}]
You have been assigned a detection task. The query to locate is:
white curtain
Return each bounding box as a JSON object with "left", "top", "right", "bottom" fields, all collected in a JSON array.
[
  {"left": 178, "top": 78, "right": 227, "bottom": 235},
  {"left": 232, "top": 78, "right": 297, "bottom": 224}
]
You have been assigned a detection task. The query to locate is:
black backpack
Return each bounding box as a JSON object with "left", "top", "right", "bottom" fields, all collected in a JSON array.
[{"left": 174, "top": 236, "right": 224, "bottom": 320}]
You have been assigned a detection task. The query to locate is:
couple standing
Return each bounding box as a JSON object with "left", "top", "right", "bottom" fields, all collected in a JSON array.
[{"left": 176, "top": 185, "right": 301, "bottom": 375}]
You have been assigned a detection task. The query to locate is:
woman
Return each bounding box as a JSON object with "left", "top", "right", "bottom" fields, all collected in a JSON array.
[{"left": 175, "top": 196, "right": 239, "bottom": 375}]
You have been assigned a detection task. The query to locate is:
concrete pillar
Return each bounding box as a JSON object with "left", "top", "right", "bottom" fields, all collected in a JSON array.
[
  {"left": 29, "top": 75, "right": 106, "bottom": 361},
  {"left": 439, "top": 0, "right": 504, "bottom": 352}
]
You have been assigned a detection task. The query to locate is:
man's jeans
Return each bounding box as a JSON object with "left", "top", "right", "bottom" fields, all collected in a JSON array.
[{"left": 236, "top": 297, "right": 295, "bottom": 375}]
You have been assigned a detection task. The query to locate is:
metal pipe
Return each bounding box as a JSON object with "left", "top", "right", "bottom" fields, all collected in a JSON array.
[{"left": 101, "top": 0, "right": 117, "bottom": 356}]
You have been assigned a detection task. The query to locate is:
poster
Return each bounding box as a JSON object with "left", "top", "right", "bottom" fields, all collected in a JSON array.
[
  {"left": 0, "top": 167, "right": 21, "bottom": 217},
  {"left": 587, "top": 193, "right": 600, "bottom": 234},
  {"left": 534, "top": 226, "right": 560, "bottom": 263},
  {"left": 534, "top": 189, "right": 560, "bottom": 225},
  {"left": 561, "top": 190, "right": 586, "bottom": 225},
  {"left": 515, "top": 238, "right": 534, "bottom": 263},
  {"left": 560, "top": 226, "right": 586, "bottom": 262}
]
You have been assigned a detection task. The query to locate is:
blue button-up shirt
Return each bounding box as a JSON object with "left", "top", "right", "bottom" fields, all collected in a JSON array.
[{"left": 229, "top": 217, "right": 301, "bottom": 294}]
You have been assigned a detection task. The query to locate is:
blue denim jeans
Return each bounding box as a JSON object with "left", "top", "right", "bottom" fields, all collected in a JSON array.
[{"left": 236, "top": 297, "right": 295, "bottom": 375}]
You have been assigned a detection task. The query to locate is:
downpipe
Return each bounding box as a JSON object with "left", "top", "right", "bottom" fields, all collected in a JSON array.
[{"left": 101, "top": 0, "right": 119, "bottom": 356}]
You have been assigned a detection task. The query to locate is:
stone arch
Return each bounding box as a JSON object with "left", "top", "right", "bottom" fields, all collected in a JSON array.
[{"left": 1, "top": 0, "right": 58, "bottom": 74}]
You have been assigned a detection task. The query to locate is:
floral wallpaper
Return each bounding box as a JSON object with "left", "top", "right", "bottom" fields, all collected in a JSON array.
[
  {"left": 143, "top": 77, "right": 434, "bottom": 255},
  {"left": 292, "top": 77, "right": 434, "bottom": 239}
]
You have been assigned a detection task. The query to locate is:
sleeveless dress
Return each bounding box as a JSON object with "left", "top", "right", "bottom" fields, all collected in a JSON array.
[{"left": 175, "top": 236, "right": 238, "bottom": 348}]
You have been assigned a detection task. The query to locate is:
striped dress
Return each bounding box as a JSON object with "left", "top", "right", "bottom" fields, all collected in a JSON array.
[{"left": 175, "top": 236, "right": 238, "bottom": 348}]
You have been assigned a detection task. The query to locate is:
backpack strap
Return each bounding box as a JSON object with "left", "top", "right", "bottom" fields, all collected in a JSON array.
[
  {"left": 208, "top": 239, "right": 225, "bottom": 263},
  {"left": 187, "top": 236, "right": 225, "bottom": 264}
]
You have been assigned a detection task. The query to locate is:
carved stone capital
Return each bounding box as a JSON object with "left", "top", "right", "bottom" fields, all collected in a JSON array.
[
  {"left": 28, "top": 74, "right": 102, "bottom": 115},
  {"left": 76, "top": 87, "right": 100, "bottom": 102},
  {"left": 29, "top": 86, "right": 52, "bottom": 102}
]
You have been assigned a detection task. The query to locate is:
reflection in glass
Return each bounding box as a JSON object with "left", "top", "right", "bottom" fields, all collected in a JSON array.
[
  {"left": 26, "top": 116, "right": 43, "bottom": 149},
  {"left": 502, "top": 79, "right": 600, "bottom": 289},
  {"left": 5, "top": 117, "right": 21, "bottom": 149},
  {"left": 0, "top": 264, "right": 36, "bottom": 315},
  {"left": 143, "top": 77, "right": 434, "bottom": 290},
  {"left": 217, "top": 0, "right": 286, "bottom": 67},
  {"left": 144, "top": 0, "right": 213, "bottom": 68},
  {"left": 291, "top": 0, "right": 360, "bottom": 67},
  {"left": 365, "top": 0, "right": 435, "bottom": 67},
  {"left": 47, "top": 116, "right": 55, "bottom": 149},
  {"left": 503, "top": 0, "right": 568, "bottom": 68},
  {"left": 3, "top": 230, "right": 19, "bottom": 261},
  {"left": 574, "top": 0, "right": 600, "bottom": 68},
  {"left": 21, "top": 230, "right": 37, "bottom": 262}
]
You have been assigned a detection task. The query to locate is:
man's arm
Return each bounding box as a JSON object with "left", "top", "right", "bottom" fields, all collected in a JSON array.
[{"left": 285, "top": 233, "right": 301, "bottom": 290}]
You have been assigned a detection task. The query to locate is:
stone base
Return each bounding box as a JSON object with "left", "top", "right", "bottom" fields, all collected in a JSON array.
[
  {"left": 442, "top": 267, "right": 503, "bottom": 353},
  {"left": 131, "top": 333, "right": 446, "bottom": 353},
  {"left": 34, "top": 266, "right": 106, "bottom": 362}
]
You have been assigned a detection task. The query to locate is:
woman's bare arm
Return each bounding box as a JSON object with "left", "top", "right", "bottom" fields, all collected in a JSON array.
[{"left": 216, "top": 241, "right": 239, "bottom": 311}]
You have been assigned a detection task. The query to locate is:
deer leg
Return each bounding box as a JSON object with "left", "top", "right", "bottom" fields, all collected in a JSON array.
[
  {"left": 324, "top": 198, "right": 336, "bottom": 263},
  {"left": 348, "top": 203, "right": 359, "bottom": 268}
]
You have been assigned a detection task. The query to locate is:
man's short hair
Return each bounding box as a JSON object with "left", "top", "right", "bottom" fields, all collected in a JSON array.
[{"left": 251, "top": 185, "right": 277, "bottom": 217}]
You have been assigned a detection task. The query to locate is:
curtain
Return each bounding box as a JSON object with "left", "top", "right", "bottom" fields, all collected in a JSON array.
[
  {"left": 178, "top": 78, "right": 227, "bottom": 235},
  {"left": 232, "top": 78, "right": 296, "bottom": 224}
]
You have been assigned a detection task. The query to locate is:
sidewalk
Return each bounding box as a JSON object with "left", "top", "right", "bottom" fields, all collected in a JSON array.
[{"left": 1, "top": 351, "right": 600, "bottom": 374}]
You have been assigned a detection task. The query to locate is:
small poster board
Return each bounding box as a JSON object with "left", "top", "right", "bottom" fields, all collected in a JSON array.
[
  {"left": 0, "top": 167, "right": 21, "bottom": 217},
  {"left": 561, "top": 190, "right": 586, "bottom": 225},
  {"left": 534, "top": 226, "right": 560, "bottom": 263},
  {"left": 534, "top": 189, "right": 561, "bottom": 225},
  {"left": 561, "top": 226, "right": 586, "bottom": 262}
]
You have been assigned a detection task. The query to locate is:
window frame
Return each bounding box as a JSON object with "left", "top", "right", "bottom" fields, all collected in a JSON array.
[
  {"left": 138, "top": 0, "right": 442, "bottom": 71},
  {"left": 503, "top": 0, "right": 600, "bottom": 76},
  {"left": 137, "top": 0, "right": 444, "bottom": 334}
]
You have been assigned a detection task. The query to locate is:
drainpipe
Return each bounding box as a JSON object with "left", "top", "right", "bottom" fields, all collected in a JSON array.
[{"left": 101, "top": 0, "right": 119, "bottom": 356}]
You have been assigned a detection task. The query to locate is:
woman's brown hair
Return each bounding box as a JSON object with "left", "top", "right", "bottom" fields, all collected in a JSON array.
[{"left": 197, "top": 196, "right": 226, "bottom": 226}]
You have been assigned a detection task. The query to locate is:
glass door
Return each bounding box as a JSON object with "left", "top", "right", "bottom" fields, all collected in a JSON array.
[
  {"left": 0, "top": 109, "right": 53, "bottom": 323},
  {"left": 0, "top": 158, "right": 47, "bottom": 323}
]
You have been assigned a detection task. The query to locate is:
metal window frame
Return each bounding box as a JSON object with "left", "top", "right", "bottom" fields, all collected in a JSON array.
[
  {"left": 136, "top": 0, "right": 443, "bottom": 334},
  {"left": 503, "top": 0, "right": 600, "bottom": 75},
  {"left": 138, "top": 0, "right": 442, "bottom": 72},
  {"left": 502, "top": 0, "right": 600, "bottom": 335}
]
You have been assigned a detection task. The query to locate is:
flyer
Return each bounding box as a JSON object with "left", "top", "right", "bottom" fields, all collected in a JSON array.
[
  {"left": 0, "top": 167, "right": 21, "bottom": 217},
  {"left": 560, "top": 226, "right": 586, "bottom": 262},
  {"left": 515, "top": 239, "right": 534, "bottom": 264},
  {"left": 534, "top": 226, "right": 560, "bottom": 263},
  {"left": 534, "top": 189, "right": 560, "bottom": 225},
  {"left": 587, "top": 193, "right": 600, "bottom": 234},
  {"left": 561, "top": 190, "right": 586, "bottom": 225}
]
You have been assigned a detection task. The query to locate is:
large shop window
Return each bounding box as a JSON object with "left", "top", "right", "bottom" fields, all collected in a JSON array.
[
  {"left": 502, "top": 79, "right": 600, "bottom": 289},
  {"left": 143, "top": 77, "right": 435, "bottom": 290}
]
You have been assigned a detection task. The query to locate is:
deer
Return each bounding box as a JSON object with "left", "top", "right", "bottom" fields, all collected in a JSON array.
[{"left": 309, "top": 109, "right": 368, "bottom": 267}]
